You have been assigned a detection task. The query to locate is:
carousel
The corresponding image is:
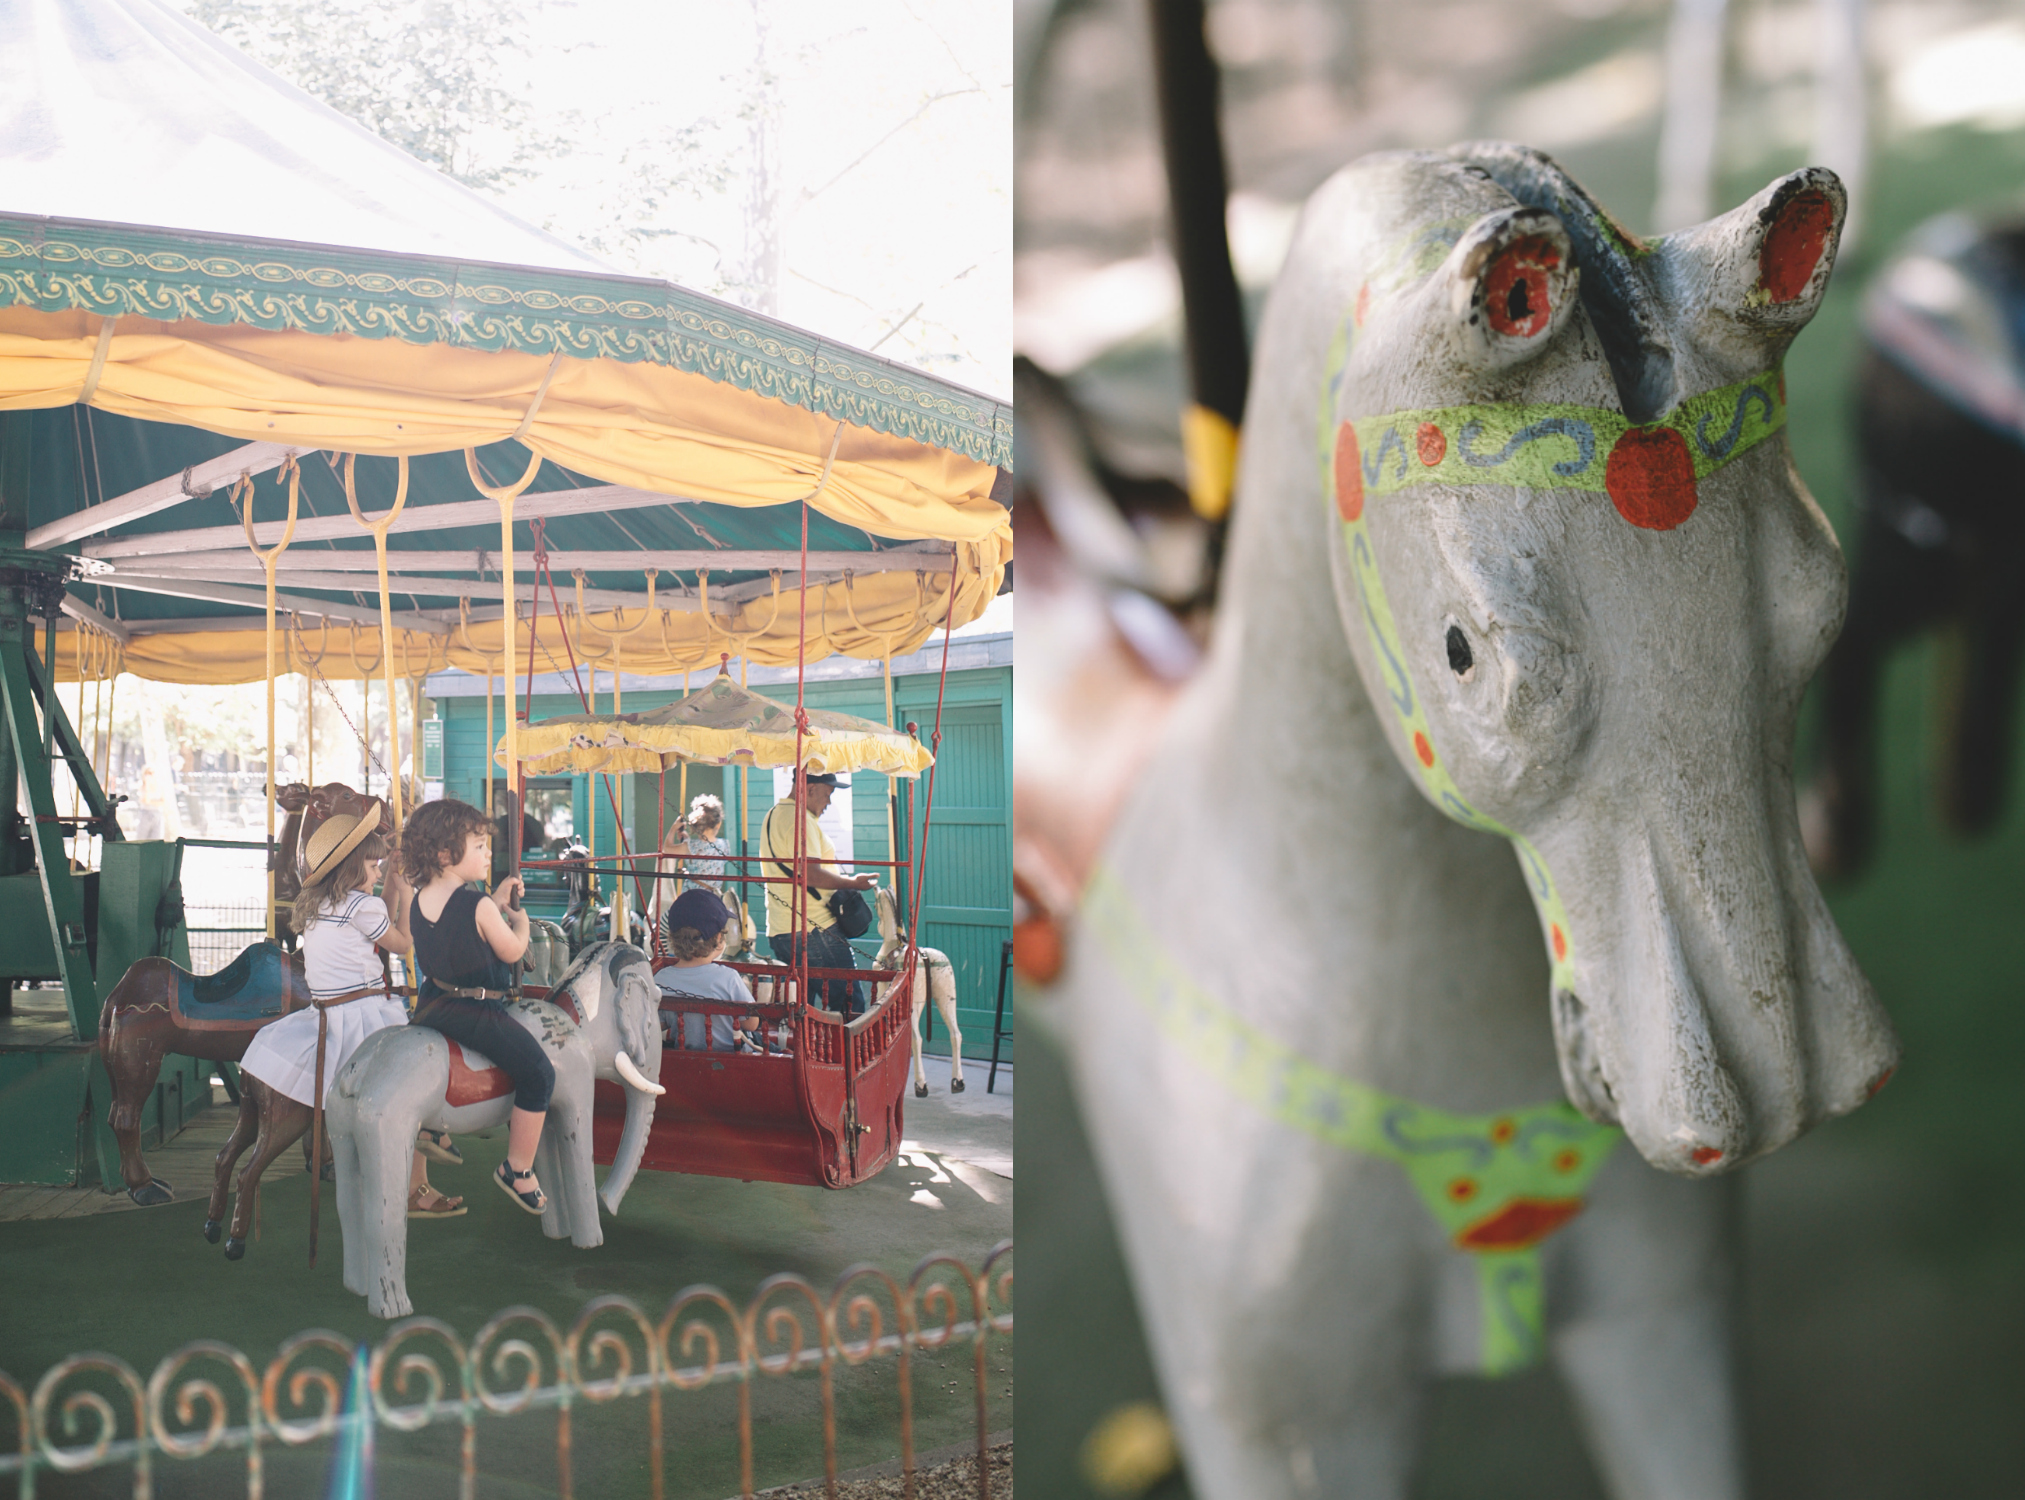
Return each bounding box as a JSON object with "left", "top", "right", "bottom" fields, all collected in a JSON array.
[{"left": 0, "top": 0, "right": 1010, "bottom": 1207}]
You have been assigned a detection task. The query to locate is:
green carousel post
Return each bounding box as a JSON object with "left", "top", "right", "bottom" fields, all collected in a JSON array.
[{"left": 0, "top": 540, "right": 112, "bottom": 1039}]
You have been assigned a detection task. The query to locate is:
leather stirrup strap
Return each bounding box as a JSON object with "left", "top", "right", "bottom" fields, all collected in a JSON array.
[
  {"left": 306, "top": 972, "right": 392, "bottom": 1269},
  {"left": 308, "top": 1001, "right": 328, "bottom": 1269}
]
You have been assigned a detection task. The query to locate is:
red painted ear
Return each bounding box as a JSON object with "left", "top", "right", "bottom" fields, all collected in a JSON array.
[
  {"left": 1670, "top": 168, "right": 1845, "bottom": 340},
  {"left": 1759, "top": 188, "right": 1837, "bottom": 305},
  {"left": 1441, "top": 206, "right": 1579, "bottom": 374}
]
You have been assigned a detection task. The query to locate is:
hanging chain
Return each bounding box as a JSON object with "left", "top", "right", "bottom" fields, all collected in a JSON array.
[{"left": 290, "top": 612, "right": 390, "bottom": 784}]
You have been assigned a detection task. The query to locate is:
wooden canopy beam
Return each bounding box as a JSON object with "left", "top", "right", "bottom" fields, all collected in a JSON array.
[
  {"left": 26, "top": 443, "right": 307, "bottom": 551},
  {"left": 102, "top": 545, "right": 955, "bottom": 578},
  {"left": 58, "top": 594, "right": 132, "bottom": 645},
  {"left": 79, "top": 482, "right": 712, "bottom": 560},
  {"left": 93, "top": 574, "right": 452, "bottom": 633}
]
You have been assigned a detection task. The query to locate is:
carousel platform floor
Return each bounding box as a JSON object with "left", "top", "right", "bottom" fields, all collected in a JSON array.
[
  {"left": 0, "top": 1081, "right": 262, "bottom": 1222},
  {"left": 0, "top": 1053, "right": 1011, "bottom": 1499}
]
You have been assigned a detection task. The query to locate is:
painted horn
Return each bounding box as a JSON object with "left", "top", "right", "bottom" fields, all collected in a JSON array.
[{"left": 615, "top": 1051, "right": 666, "bottom": 1095}]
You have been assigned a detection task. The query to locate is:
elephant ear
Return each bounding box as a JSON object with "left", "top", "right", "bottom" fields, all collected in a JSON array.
[{"left": 617, "top": 963, "right": 660, "bottom": 1067}]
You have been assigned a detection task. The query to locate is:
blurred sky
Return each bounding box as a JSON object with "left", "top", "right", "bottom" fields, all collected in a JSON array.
[
  {"left": 507, "top": 0, "right": 1011, "bottom": 399},
  {"left": 172, "top": 0, "right": 1011, "bottom": 399}
]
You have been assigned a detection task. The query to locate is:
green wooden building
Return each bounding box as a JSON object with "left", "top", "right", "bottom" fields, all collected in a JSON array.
[{"left": 428, "top": 618, "right": 1012, "bottom": 1061}]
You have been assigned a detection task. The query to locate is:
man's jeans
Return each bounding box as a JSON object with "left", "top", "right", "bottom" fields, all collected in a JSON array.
[{"left": 768, "top": 926, "right": 864, "bottom": 1018}]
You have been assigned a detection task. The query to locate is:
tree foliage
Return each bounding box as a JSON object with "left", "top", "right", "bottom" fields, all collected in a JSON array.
[{"left": 189, "top": 0, "right": 557, "bottom": 191}]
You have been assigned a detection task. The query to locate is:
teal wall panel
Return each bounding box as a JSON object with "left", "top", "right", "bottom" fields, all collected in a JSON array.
[{"left": 433, "top": 663, "right": 1011, "bottom": 1061}]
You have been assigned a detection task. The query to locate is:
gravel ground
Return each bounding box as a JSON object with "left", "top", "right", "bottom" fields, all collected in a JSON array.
[{"left": 758, "top": 1440, "right": 1012, "bottom": 1498}]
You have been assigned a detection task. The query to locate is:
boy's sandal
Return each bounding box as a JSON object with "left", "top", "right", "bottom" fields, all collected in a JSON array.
[
  {"left": 494, "top": 1162, "right": 547, "bottom": 1216},
  {"left": 407, "top": 1186, "right": 467, "bottom": 1219},
  {"left": 415, "top": 1128, "right": 464, "bottom": 1166}
]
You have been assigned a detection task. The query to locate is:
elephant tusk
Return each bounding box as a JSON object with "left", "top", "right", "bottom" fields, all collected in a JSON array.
[{"left": 616, "top": 1052, "right": 666, "bottom": 1095}]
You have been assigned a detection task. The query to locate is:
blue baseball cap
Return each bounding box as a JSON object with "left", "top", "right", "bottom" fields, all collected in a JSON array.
[{"left": 666, "top": 888, "right": 730, "bottom": 936}]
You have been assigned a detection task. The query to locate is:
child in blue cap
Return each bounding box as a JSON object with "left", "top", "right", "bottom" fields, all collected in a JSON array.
[{"left": 656, "top": 887, "right": 760, "bottom": 1051}]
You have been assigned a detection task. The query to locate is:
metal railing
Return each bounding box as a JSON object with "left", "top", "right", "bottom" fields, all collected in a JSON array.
[
  {"left": 184, "top": 898, "right": 270, "bottom": 975},
  {"left": 0, "top": 1242, "right": 1011, "bottom": 1500}
]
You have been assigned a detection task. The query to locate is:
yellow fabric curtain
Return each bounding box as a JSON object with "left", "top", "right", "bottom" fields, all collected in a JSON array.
[
  {"left": 47, "top": 541, "right": 1004, "bottom": 685},
  {"left": 0, "top": 307, "right": 1008, "bottom": 545}
]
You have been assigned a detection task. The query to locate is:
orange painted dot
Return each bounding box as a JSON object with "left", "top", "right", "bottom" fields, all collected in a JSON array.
[
  {"left": 1354, "top": 282, "right": 1371, "bottom": 327},
  {"left": 1489, "top": 1117, "right": 1516, "bottom": 1146},
  {"left": 1415, "top": 422, "right": 1447, "bottom": 467},
  {"left": 1412, "top": 731, "right": 1434, "bottom": 767},
  {"left": 1605, "top": 426, "right": 1697, "bottom": 531},
  {"left": 1447, "top": 1177, "right": 1478, "bottom": 1203},
  {"left": 1334, "top": 422, "right": 1364, "bottom": 522},
  {"left": 1550, "top": 924, "right": 1567, "bottom": 961},
  {"left": 1553, "top": 1148, "right": 1581, "bottom": 1173},
  {"left": 1691, "top": 1146, "right": 1724, "bottom": 1166}
]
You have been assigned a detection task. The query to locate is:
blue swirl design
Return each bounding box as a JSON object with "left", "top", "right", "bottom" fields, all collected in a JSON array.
[
  {"left": 1457, "top": 417, "right": 1596, "bottom": 476},
  {"left": 1382, "top": 1105, "right": 1494, "bottom": 1167},
  {"left": 1486, "top": 1257, "right": 1546, "bottom": 1367},
  {"left": 1305, "top": 1085, "right": 1347, "bottom": 1131},
  {"left": 1440, "top": 790, "right": 1498, "bottom": 831},
  {"left": 1518, "top": 844, "right": 1553, "bottom": 901},
  {"left": 1694, "top": 383, "right": 1776, "bottom": 460},
  {"left": 1511, "top": 1113, "right": 1592, "bottom": 1159},
  {"left": 1362, "top": 424, "right": 1409, "bottom": 486},
  {"left": 1351, "top": 533, "right": 1417, "bottom": 717}
]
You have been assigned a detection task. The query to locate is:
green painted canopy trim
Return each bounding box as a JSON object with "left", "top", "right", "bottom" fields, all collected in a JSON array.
[
  {"left": 1084, "top": 866, "right": 1621, "bottom": 1375},
  {"left": 0, "top": 215, "right": 1012, "bottom": 469}
]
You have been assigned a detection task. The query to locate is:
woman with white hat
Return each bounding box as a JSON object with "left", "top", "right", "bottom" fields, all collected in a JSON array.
[{"left": 239, "top": 801, "right": 464, "bottom": 1218}]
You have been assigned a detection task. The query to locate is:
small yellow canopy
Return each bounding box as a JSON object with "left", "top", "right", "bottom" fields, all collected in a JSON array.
[{"left": 500, "top": 670, "right": 935, "bottom": 779}]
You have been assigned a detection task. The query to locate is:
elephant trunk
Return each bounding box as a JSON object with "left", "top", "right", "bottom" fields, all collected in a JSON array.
[{"left": 597, "top": 1076, "right": 658, "bottom": 1214}]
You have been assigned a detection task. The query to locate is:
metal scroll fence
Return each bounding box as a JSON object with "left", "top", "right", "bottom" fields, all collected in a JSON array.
[{"left": 0, "top": 1242, "right": 1012, "bottom": 1500}]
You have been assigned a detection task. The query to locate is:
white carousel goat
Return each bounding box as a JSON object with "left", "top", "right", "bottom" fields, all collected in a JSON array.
[
  {"left": 1053, "top": 145, "right": 1898, "bottom": 1500},
  {"left": 875, "top": 886, "right": 964, "bottom": 1096}
]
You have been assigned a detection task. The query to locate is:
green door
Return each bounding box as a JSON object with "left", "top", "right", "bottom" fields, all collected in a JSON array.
[{"left": 903, "top": 698, "right": 1011, "bottom": 1060}]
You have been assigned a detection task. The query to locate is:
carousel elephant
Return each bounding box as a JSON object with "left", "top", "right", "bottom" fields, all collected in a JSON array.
[{"left": 326, "top": 941, "right": 665, "bottom": 1319}]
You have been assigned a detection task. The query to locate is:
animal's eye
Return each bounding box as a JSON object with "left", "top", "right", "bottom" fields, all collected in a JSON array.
[{"left": 1445, "top": 624, "right": 1474, "bottom": 676}]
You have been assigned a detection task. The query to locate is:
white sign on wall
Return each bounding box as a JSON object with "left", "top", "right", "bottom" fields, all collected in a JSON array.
[{"left": 770, "top": 769, "right": 853, "bottom": 868}]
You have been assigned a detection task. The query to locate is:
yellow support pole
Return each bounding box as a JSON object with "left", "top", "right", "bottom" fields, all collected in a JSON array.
[
  {"left": 345, "top": 454, "right": 411, "bottom": 827},
  {"left": 466, "top": 446, "right": 544, "bottom": 862},
  {"left": 240, "top": 459, "right": 301, "bottom": 939}
]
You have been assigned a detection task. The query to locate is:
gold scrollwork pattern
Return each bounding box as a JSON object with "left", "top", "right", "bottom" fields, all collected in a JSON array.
[{"left": 0, "top": 219, "right": 1011, "bottom": 468}]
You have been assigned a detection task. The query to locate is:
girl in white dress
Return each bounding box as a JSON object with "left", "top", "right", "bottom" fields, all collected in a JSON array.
[{"left": 238, "top": 802, "right": 465, "bottom": 1218}]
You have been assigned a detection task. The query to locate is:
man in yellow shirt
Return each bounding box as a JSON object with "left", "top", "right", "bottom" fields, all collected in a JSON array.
[{"left": 762, "top": 770, "right": 877, "bottom": 1016}]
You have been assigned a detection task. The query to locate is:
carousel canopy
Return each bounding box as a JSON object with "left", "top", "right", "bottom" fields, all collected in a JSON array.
[
  {"left": 504, "top": 671, "right": 939, "bottom": 779},
  {"left": 0, "top": 0, "right": 1011, "bottom": 685}
]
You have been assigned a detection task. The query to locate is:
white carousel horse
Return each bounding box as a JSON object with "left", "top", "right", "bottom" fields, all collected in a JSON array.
[
  {"left": 1050, "top": 144, "right": 1898, "bottom": 1499},
  {"left": 875, "top": 886, "right": 964, "bottom": 1096}
]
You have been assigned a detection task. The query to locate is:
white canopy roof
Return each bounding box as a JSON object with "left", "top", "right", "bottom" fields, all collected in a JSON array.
[{"left": 0, "top": 0, "right": 610, "bottom": 273}]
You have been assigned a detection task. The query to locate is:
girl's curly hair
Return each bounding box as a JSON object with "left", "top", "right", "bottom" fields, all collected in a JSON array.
[
  {"left": 401, "top": 798, "right": 492, "bottom": 887},
  {"left": 685, "top": 792, "right": 724, "bottom": 835},
  {"left": 290, "top": 830, "right": 391, "bottom": 933}
]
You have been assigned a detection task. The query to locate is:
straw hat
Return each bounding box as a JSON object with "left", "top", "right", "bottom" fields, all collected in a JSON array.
[{"left": 303, "top": 800, "right": 385, "bottom": 884}]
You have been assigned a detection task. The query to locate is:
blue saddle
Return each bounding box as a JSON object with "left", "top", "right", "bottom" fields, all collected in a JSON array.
[{"left": 171, "top": 942, "right": 303, "bottom": 1027}]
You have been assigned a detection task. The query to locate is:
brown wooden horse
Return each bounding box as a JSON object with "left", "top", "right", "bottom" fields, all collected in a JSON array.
[
  {"left": 98, "top": 943, "right": 314, "bottom": 1205},
  {"left": 203, "top": 1072, "right": 316, "bottom": 1258},
  {"left": 98, "top": 783, "right": 391, "bottom": 1205}
]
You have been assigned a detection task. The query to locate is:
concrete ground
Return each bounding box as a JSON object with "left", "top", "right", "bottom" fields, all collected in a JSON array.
[{"left": 0, "top": 1052, "right": 1011, "bottom": 1499}]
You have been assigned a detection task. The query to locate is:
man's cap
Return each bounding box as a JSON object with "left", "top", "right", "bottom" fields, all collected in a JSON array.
[
  {"left": 804, "top": 771, "right": 849, "bottom": 788},
  {"left": 667, "top": 887, "right": 731, "bottom": 936},
  {"left": 304, "top": 801, "right": 384, "bottom": 885}
]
